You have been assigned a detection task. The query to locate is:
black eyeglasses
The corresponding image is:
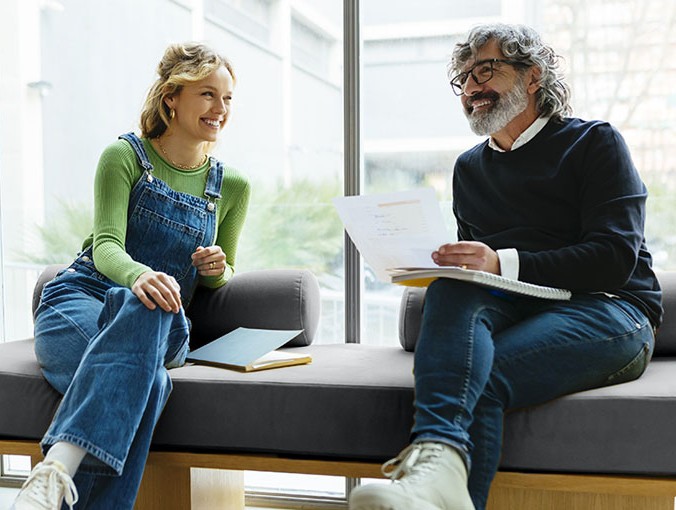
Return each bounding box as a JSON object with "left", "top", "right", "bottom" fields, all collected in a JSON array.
[{"left": 449, "top": 58, "right": 527, "bottom": 96}]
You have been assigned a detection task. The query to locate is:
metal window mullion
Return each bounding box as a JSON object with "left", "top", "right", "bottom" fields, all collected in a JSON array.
[
  {"left": 245, "top": 491, "right": 348, "bottom": 508},
  {"left": 343, "top": 0, "right": 361, "bottom": 344}
]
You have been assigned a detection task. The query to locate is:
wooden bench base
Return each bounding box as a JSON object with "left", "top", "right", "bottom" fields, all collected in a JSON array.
[
  {"left": 487, "top": 471, "right": 676, "bottom": 510},
  {"left": 3, "top": 439, "right": 676, "bottom": 509}
]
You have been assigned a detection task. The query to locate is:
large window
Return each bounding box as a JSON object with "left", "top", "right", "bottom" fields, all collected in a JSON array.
[{"left": 2, "top": 0, "right": 675, "bottom": 505}]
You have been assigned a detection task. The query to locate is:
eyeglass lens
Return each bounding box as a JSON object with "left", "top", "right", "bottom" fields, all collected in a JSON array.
[{"left": 451, "top": 61, "right": 496, "bottom": 94}]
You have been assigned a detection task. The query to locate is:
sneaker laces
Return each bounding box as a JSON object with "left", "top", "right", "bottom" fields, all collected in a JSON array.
[
  {"left": 381, "top": 443, "right": 445, "bottom": 484},
  {"left": 18, "top": 461, "right": 79, "bottom": 510}
]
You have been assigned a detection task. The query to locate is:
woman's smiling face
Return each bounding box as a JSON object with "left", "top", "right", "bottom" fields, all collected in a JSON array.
[{"left": 165, "top": 65, "right": 234, "bottom": 144}]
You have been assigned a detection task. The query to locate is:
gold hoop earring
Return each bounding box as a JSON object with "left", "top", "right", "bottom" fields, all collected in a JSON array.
[{"left": 170, "top": 108, "right": 175, "bottom": 120}]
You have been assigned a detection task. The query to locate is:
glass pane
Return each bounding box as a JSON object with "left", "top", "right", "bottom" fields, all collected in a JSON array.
[
  {"left": 215, "top": 0, "right": 345, "bottom": 494},
  {"left": 1, "top": 0, "right": 344, "bottom": 344},
  {"left": 245, "top": 471, "right": 345, "bottom": 497},
  {"left": 1, "top": 0, "right": 343, "bottom": 498},
  {"left": 537, "top": 0, "right": 676, "bottom": 270},
  {"left": 2, "top": 455, "right": 31, "bottom": 477},
  {"left": 360, "top": 0, "right": 484, "bottom": 345},
  {"left": 212, "top": 0, "right": 345, "bottom": 344},
  {"left": 360, "top": 0, "right": 676, "bottom": 346}
]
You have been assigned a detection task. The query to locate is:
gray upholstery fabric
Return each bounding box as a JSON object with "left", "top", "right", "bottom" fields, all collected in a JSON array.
[
  {"left": 32, "top": 265, "right": 62, "bottom": 317},
  {"left": 5, "top": 267, "right": 676, "bottom": 475},
  {"left": 0, "top": 340, "right": 61, "bottom": 439},
  {"left": 5, "top": 338, "right": 676, "bottom": 473},
  {"left": 656, "top": 271, "right": 676, "bottom": 354},
  {"left": 0, "top": 340, "right": 414, "bottom": 460},
  {"left": 32, "top": 265, "right": 320, "bottom": 348},
  {"left": 187, "top": 269, "right": 320, "bottom": 348},
  {"left": 398, "top": 287, "right": 425, "bottom": 352},
  {"left": 501, "top": 357, "right": 676, "bottom": 475},
  {"left": 398, "top": 272, "right": 676, "bottom": 356},
  {"left": 154, "top": 344, "right": 414, "bottom": 459}
]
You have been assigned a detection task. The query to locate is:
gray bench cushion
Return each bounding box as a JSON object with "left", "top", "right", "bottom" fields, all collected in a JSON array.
[
  {"left": 0, "top": 340, "right": 414, "bottom": 460},
  {"left": 501, "top": 357, "right": 676, "bottom": 475},
  {"left": 154, "top": 344, "right": 414, "bottom": 459},
  {"left": 3, "top": 338, "right": 676, "bottom": 475},
  {"left": 0, "top": 339, "right": 61, "bottom": 439}
]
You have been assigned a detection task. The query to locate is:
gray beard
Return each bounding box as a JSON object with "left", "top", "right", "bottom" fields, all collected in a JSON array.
[{"left": 465, "top": 80, "right": 529, "bottom": 136}]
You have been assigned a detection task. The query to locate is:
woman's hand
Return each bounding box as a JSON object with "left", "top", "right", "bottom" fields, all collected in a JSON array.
[
  {"left": 132, "top": 271, "right": 182, "bottom": 313},
  {"left": 432, "top": 241, "right": 501, "bottom": 275},
  {"left": 191, "top": 245, "right": 227, "bottom": 276}
]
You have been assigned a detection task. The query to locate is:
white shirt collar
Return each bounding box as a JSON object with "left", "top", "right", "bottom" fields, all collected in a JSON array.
[{"left": 488, "top": 116, "right": 551, "bottom": 152}]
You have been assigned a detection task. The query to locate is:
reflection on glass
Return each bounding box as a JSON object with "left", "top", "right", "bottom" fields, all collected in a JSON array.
[
  {"left": 219, "top": 0, "right": 345, "bottom": 344},
  {"left": 360, "top": 0, "right": 676, "bottom": 346},
  {"left": 361, "top": 0, "right": 479, "bottom": 345},
  {"left": 0, "top": 0, "right": 345, "bottom": 345}
]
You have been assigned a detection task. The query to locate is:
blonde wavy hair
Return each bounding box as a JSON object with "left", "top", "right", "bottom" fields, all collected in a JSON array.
[{"left": 140, "top": 43, "right": 236, "bottom": 139}]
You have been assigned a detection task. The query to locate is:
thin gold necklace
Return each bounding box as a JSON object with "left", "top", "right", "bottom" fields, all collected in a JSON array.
[{"left": 157, "top": 137, "right": 207, "bottom": 170}]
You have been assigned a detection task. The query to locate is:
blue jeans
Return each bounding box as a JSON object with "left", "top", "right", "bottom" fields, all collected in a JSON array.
[
  {"left": 34, "top": 259, "right": 190, "bottom": 510},
  {"left": 411, "top": 279, "right": 654, "bottom": 510}
]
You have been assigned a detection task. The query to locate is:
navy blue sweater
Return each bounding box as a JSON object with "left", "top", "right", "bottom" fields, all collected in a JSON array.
[{"left": 453, "top": 117, "right": 663, "bottom": 327}]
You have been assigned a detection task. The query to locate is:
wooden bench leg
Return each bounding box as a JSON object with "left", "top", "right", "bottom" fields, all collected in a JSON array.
[
  {"left": 135, "top": 465, "right": 244, "bottom": 510},
  {"left": 191, "top": 468, "right": 244, "bottom": 510},
  {"left": 135, "top": 463, "right": 191, "bottom": 510}
]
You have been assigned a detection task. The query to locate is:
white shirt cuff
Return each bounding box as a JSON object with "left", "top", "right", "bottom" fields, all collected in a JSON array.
[{"left": 497, "top": 248, "right": 519, "bottom": 280}]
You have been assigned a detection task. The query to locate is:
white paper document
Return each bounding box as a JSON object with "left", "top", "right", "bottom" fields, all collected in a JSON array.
[
  {"left": 333, "top": 189, "right": 572, "bottom": 300},
  {"left": 333, "top": 188, "right": 452, "bottom": 281}
]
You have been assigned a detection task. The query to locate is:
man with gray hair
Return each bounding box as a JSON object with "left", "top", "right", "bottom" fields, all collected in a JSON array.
[{"left": 350, "top": 23, "right": 662, "bottom": 510}]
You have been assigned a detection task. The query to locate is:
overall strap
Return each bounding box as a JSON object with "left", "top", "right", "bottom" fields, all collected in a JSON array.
[
  {"left": 204, "top": 157, "right": 224, "bottom": 202},
  {"left": 119, "top": 132, "right": 154, "bottom": 172}
]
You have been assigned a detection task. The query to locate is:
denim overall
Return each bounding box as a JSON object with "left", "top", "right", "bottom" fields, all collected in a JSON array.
[{"left": 33, "top": 132, "right": 223, "bottom": 510}]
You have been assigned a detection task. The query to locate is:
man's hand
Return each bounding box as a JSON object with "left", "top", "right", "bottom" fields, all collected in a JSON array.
[{"left": 432, "top": 241, "right": 501, "bottom": 275}]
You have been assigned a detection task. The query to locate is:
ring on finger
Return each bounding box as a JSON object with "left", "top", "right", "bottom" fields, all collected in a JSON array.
[{"left": 209, "top": 262, "right": 216, "bottom": 270}]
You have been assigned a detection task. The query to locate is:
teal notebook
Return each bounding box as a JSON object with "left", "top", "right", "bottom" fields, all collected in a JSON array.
[{"left": 186, "top": 327, "right": 310, "bottom": 372}]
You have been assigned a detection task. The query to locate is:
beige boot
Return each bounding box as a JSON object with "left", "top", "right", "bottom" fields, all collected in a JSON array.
[{"left": 349, "top": 442, "right": 475, "bottom": 510}]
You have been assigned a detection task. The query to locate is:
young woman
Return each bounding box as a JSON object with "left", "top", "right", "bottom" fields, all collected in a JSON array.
[{"left": 12, "top": 42, "right": 250, "bottom": 510}]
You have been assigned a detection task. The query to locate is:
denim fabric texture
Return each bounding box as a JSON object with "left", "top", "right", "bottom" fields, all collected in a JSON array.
[
  {"left": 33, "top": 132, "right": 224, "bottom": 510},
  {"left": 411, "top": 278, "right": 654, "bottom": 510}
]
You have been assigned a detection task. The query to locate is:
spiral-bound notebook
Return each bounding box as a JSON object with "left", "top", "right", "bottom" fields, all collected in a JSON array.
[{"left": 388, "top": 267, "right": 571, "bottom": 300}]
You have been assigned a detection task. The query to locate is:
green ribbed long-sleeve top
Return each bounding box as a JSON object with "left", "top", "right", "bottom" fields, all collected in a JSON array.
[{"left": 81, "top": 137, "right": 250, "bottom": 290}]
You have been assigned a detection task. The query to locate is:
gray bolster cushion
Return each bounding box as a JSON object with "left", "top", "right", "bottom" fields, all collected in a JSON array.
[
  {"left": 187, "top": 269, "right": 320, "bottom": 348},
  {"left": 33, "top": 265, "right": 321, "bottom": 348},
  {"left": 655, "top": 271, "right": 676, "bottom": 356},
  {"left": 32, "top": 265, "right": 63, "bottom": 316},
  {"left": 398, "top": 286, "right": 426, "bottom": 352}
]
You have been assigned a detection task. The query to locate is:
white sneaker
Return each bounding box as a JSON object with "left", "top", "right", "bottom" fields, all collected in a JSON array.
[
  {"left": 10, "top": 460, "right": 78, "bottom": 510},
  {"left": 349, "top": 442, "right": 475, "bottom": 510}
]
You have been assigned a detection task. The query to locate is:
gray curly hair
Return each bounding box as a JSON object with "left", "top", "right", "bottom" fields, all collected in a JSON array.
[{"left": 449, "top": 24, "right": 572, "bottom": 121}]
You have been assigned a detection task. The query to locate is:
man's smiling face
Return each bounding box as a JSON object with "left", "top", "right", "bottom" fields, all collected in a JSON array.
[{"left": 458, "top": 40, "right": 531, "bottom": 136}]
